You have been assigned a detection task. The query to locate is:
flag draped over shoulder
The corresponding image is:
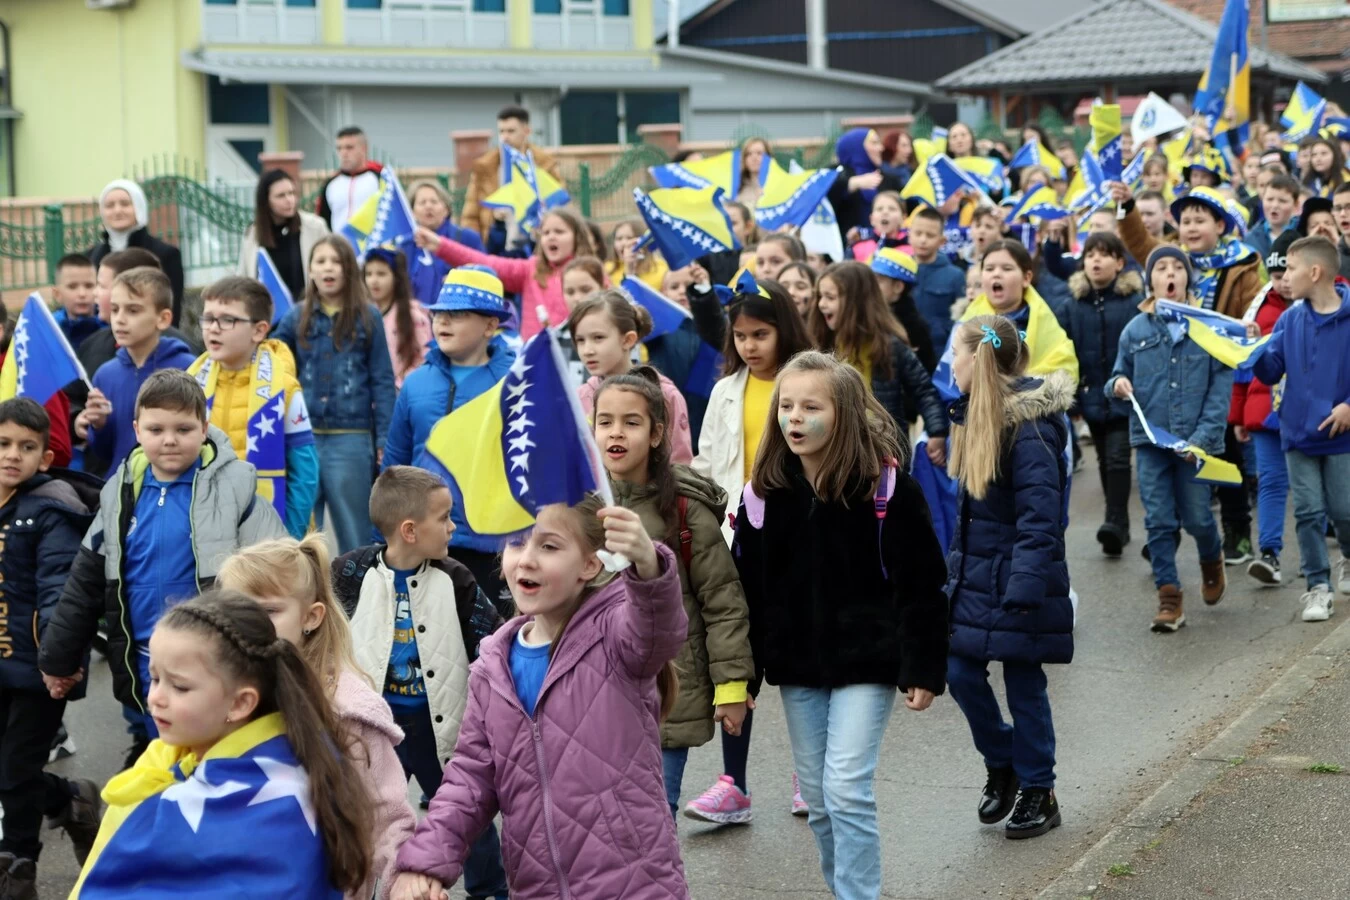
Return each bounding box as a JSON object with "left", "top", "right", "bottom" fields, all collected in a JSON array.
[
  {"left": 753, "top": 157, "right": 841, "bottom": 231},
  {"left": 1091, "top": 104, "right": 1124, "bottom": 183},
  {"left": 1127, "top": 393, "right": 1242, "bottom": 485},
  {"left": 0, "top": 293, "right": 87, "bottom": 404},
  {"left": 1280, "top": 81, "right": 1327, "bottom": 143},
  {"left": 341, "top": 170, "right": 416, "bottom": 258},
  {"left": 934, "top": 287, "right": 1080, "bottom": 402},
  {"left": 632, "top": 185, "right": 740, "bottom": 270},
  {"left": 1193, "top": 0, "right": 1251, "bottom": 152},
  {"left": 484, "top": 145, "right": 570, "bottom": 234},
  {"left": 1005, "top": 141, "right": 1066, "bottom": 181},
  {"left": 256, "top": 249, "right": 293, "bottom": 325},
  {"left": 1152, "top": 299, "right": 1271, "bottom": 369},
  {"left": 73, "top": 714, "right": 340, "bottom": 899},
  {"left": 419, "top": 329, "right": 607, "bottom": 538},
  {"left": 649, "top": 149, "right": 741, "bottom": 196}
]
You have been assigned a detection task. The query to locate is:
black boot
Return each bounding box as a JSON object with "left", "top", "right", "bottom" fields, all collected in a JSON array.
[
  {"left": 0, "top": 854, "right": 37, "bottom": 900},
  {"left": 1096, "top": 522, "right": 1128, "bottom": 557},
  {"left": 978, "top": 765, "right": 1019, "bottom": 824},
  {"left": 1005, "top": 788, "right": 1061, "bottom": 840}
]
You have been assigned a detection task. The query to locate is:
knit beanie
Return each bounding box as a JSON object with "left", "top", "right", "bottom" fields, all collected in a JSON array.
[{"left": 1144, "top": 245, "right": 1193, "bottom": 295}]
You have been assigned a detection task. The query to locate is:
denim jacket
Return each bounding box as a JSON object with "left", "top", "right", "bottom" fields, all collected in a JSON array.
[
  {"left": 273, "top": 303, "right": 397, "bottom": 449},
  {"left": 1106, "top": 307, "right": 1232, "bottom": 455}
]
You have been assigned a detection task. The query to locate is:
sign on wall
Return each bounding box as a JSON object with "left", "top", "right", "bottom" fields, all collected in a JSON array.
[{"left": 1265, "top": 0, "right": 1349, "bottom": 22}]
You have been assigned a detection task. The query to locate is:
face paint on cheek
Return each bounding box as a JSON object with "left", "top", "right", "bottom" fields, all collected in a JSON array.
[
  {"left": 803, "top": 416, "right": 827, "bottom": 438},
  {"left": 778, "top": 414, "right": 791, "bottom": 434}
]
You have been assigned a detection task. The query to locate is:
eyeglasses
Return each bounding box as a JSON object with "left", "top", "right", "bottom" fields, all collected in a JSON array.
[
  {"left": 199, "top": 315, "right": 257, "bottom": 331},
  {"left": 1333, "top": 204, "right": 1350, "bottom": 215}
]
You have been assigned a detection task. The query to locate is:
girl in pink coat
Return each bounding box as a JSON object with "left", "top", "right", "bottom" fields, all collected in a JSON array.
[{"left": 391, "top": 500, "right": 690, "bottom": 900}]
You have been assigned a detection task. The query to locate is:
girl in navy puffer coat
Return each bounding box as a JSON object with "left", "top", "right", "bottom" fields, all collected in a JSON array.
[{"left": 944, "top": 315, "right": 1074, "bottom": 842}]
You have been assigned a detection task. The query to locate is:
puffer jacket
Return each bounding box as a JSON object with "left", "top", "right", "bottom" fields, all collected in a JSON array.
[
  {"left": 0, "top": 470, "right": 99, "bottom": 695},
  {"left": 611, "top": 467, "right": 753, "bottom": 748},
  {"left": 394, "top": 543, "right": 690, "bottom": 899},
  {"left": 334, "top": 544, "right": 504, "bottom": 764},
  {"left": 1230, "top": 284, "right": 1291, "bottom": 432},
  {"left": 869, "top": 334, "right": 950, "bottom": 435},
  {"left": 946, "top": 372, "right": 1075, "bottom": 666},
  {"left": 39, "top": 427, "right": 287, "bottom": 711},
  {"left": 1056, "top": 270, "right": 1144, "bottom": 423}
]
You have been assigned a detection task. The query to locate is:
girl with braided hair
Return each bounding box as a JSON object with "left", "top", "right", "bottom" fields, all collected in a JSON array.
[{"left": 71, "top": 591, "right": 375, "bottom": 899}]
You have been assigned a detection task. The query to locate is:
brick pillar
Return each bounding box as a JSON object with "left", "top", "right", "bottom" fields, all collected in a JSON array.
[
  {"left": 839, "top": 114, "right": 915, "bottom": 139},
  {"left": 637, "top": 123, "right": 682, "bottom": 156},
  {"left": 452, "top": 130, "right": 493, "bottom": 184},
  {"left": 258, "top": 150, "right": 304, "bottom": 183}
]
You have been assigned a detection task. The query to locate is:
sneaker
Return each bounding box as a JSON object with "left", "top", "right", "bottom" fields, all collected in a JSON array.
[
  {"left": 683, "top": 775, "right": 752, "bottom": 825},
  {"left": 1223, "top": 529, "right": 1253, "bottom": 566},
  {"left": 1337, "top": 558, "right": 1350, "bottom": 596},
  {"left": 1201, "top": 558, "right": 1227, "bottom": 606},
  {"left": 1152, "top": 585, "right": 1185, "bottom": 632},
  {"left": 791, "top": 772, "right": 808, "bottom": 817},
  {"left": 47, "top": 777, "right": 103, "bottom": 865},
  {"left": 48, "top": 722, "right": 76, "bottom": 763},
  {"left": 1247, "top": 550, "right": 1282, "bottom": 586},
  {"left": 1301, "top": 585, "right": 1335, "bottom": 623}
]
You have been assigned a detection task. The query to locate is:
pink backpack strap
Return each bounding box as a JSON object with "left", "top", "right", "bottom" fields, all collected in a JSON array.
[
  {"left": 740, "top": 482, "right": 766, "bottom": 530},
  {"left": 875, "top": 460, "right": 898, "bottom": 579}
]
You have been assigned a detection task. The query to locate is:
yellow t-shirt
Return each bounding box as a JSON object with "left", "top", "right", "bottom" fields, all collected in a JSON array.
[{"left": 742, "top": 372, "right": 776, "bottom": 480}]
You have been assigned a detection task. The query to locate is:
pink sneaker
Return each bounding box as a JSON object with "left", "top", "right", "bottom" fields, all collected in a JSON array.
[
  {"left": 683, "top": 775, "right": 752, "bottom": 824},
  {"left": 791, "top": 772, "right": 808, "bottom": 817}
]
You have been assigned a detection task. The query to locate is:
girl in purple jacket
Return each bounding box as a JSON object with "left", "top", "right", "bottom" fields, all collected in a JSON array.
[{"left": 391, "top": 500, "right": 690, "bottom": 900}]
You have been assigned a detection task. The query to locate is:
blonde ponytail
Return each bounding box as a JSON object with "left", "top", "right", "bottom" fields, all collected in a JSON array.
[{"left": 947, "top": 315, "right": 1026, "bottom": 500}]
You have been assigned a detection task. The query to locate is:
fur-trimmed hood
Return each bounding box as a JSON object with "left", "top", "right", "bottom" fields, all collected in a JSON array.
[
  {"left": 1069, "top": 269, "right": 1144, "bottom": 301},
  {"left": 1005, "top": 370, "right": 1076, "bottom": 425}
]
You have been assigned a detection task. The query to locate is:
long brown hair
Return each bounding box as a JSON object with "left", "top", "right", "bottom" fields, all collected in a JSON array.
[
  {"left": 722, "top": 279, "right": 812, "bottom": 377},
  {"left": 534, "top": 208, "right": 596, "bottom": 288},
  {"left": 299, "top": 235, "right": 374, "bottom": 351},
  {"left": 810, "top": 260, "right": 906, "bottom": 379},
  {"left": 363, "top": 250, "right": 419, "bottom": 372},
  {"left": 751, "top": 350, "right": 906, "bottom": 504},
  {"left": 158, "top": 591, "right": 373, "bottom": 893},
  {"left": 1304, "top": 137, "right": 1348, "bottom": 191},
  {"left": 947, "top": 315, "right": 1028, "bottom": 500},
  {"left": 593, "top": 367, "right": 679, "bottom": 541},
  {"left": 253, "top": 169, "right": 298, "bottom": 251}
]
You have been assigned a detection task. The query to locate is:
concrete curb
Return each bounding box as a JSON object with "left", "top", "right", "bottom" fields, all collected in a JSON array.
[{"left": 1037, "top": 614, "right": 1350, "bottom": 899}]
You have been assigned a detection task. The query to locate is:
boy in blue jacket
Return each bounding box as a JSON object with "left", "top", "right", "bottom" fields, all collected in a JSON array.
[
  {"left": 75, "top": 267, "right": 197, "bottom": 474},
  {"left": 382, "top": 265, "right": 517, "bottom": 614},
  {"left": 1252, "top": 236, "right": 1350, "bottom": 622},
  {"left": 910, "top": 206, "right": 968, "bottom": 360},
  {"left": 1107, "top": 246, "right": 1233, "bottom": 633},
  {"left": 50, "top": 254, "right": 104, "bottom": 351},
  {"left": 0, "top": 399, "right": 103, "bottom": 893}
]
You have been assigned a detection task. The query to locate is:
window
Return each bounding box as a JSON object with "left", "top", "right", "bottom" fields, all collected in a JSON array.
[
  {"left": 207, "top": 76, "right": 270, "bottom": 126},
  {"left": 533, "top": 0, "right": 561, "bottom": 11},
  {"left": 624, "top": 92, "right": 679, "bottom": 143},
  {"left": 603, "top": 0, "right": 628, "bottom": 14},
  {"left": 207, "top": 0, "right": 316, "bottom": 5},
  {"left": 228, "top": 140, "right": 266, "bottom": 175},
  {"left": 349, "top": 0, "right": 503, "bottom": 7},
  {"left": 346, "top": 0, "right": 381, "bottom": 8},
  {"left": 560, "top": 92, "right": 619, "bottom": 145}
]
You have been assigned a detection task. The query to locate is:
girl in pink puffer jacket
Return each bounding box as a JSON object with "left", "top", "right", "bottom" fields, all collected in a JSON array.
[{"left": 392, "top": 500, "right": 689, "bottom": 900}]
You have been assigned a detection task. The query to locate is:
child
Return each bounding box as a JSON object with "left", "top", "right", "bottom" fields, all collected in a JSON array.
[
  {"left": 848, "top": 191, "right": 906, "bottom": 261},
  {"left": 871, "top": 247, "right": 937, "bottom": 372},
  {"left": 415, "top": 207, "right": 597, "bottom": 339},
  {"left": 330, "top": 466, "right": 508, "bottom": 900},
  {"left": 1141, "top": 154, "right": 1173, "bottom": 200},
  {"left": 390, "top": 499, "right": 689, "bottom": 899},
  {"left": 364, "top": 246, "right": 432, "bottom": 388},
  {"left": 810, "top": 260, "right": 950, "bottom": 447},
  {"left": 559, "top": 256, "right": 608, "bottom": 383},
  {"left": 944, "top": 316, "right": 1074, "bottom": 840},
  {"left": 909, "top": 205, "right": 968, "bottom": 360},
  {"left": 74, "top": 591, "right": 375, "bottom": 897},
  {"left": 40, "top": 370, "right": 287, "bottom": 748},
  {"left": 217, "top": 535, "right": 418, "bottom": 900},
  {"left": 1107, "top": 246, "right": 1233, "bottom": 631},
  {"left": 1303, "top": 137, "right": 1347, "bottom": 197},
  {"left": 593, "top": 368, "right": 754, "bottom": 821},
  {"left": 607, "top": 218, "right": 669, "bottom": 291},
  {"left": 752, "top": 232, "right": 806, "bottom": 283},
  {"left": 1055, "top": 233, "right": 1144, "bottom": 556},
  {"left": 51, "top": 253, "right": 103, "bottom": 350},
  {"left": 960, "top": 206, "right": 1005, "bottom": 271},
  {"left": 188, "top": 275, "right": 319, "bottom": 541},
  {"left": 76, "top": 267, "right": 198, "bottom": 474},
  {"left": 661, "top": 264, "right": 699, "bottom": 307},
  {"left": 1135, "top": 190, "right": 1173, "bottom": 241},
  {"left": 0, "top": 399, "right": 102, "bottom": 895},
  {"left": 383, "top": 266, "right": 517, "bottom": 611},
  {"left": 733, "top": 351, "right": 947, "bottom": 898},
  {"left": 776, "top": 261, "right": 817, "bottom": 319},
  {"left": 1246, "top": 174, "right": 1301, "bottom": 259},
  {"left": 698, "top": 200, "right": 757, "bottom": 286},
  {"left": 274, "top": 235, "right": 397, "bottom": 555},
  {"left": 1252, "top": 236, "right": 1350, "bottom": 622},
  {"left": 570, "top": 290, "right": 693, "bottom": 463},
  {"left": 1235, "top": 232, "right": 1299, "bottom": 586}
]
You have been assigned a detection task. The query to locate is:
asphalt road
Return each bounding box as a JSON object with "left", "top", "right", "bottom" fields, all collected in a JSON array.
[{"left": 31, "top": 450, "right": 1337, "bottom": 899}]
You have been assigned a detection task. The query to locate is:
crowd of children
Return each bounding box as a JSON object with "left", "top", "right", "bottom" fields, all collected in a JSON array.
[{"left": 5, "top": 102, "right": 1350, "bottom": 900}]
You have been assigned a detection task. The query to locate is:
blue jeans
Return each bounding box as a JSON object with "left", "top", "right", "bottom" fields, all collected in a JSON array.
[
  {"left": 1135, "top": 445, "right": 1224, "bottom": 589},
  {"left": 947, "top": 655, "right": 1056, "bottom": 790},
  {"left": 661, "top": 747, "right": 688, "bottom": 820},
  {"left": 1284, "top": 450, "right": 1350, "bottom": 590},
  {"left": 313, "top": 432, "right": 374, "bottom": 555},
  {"left": 780, "top": 684, "right": 895, "bottom": 900},
  {"left": 392, "top": 704, "right": 507, "bottom": 899},
  {"left": 1252, "top": 431, "right": 1290, "bottom": 556}
]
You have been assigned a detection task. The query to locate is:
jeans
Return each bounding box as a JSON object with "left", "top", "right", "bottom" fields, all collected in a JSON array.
[
  {"left": 661, "top": 747, "right": 688, "bottom": 820},
  {"left": 1251, "top": 430, "right": 1290, "bottom": 556},
  {"left": 1136, "top": 445, "right": 1224, "bottom": 589},
  {"left": 780, "top": 684, "right": 895, "bottom": 900},
  {"left": 1086, "top": 418, "right": 1132, "bottom": 531},
  {"left": 0, "top": 690, "right": 77, "bottom": 860},
  {"left": 392, "top": 705, "right": 507, "bottom": 899},
  {"left": 1218, "top": 425, "right": 1252, "bottom": 532},
  {"left": 313, "top": 432, "right": 375, "bottom": 555},
  {"left": 1284, "top": 450, "right": 1350, "bottom": 590},
  {"left": 946, "top": 655, "right": 1056, "bottom": 790}
]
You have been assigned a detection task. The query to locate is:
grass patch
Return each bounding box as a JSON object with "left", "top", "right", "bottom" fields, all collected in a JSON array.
[
  {"left": 1107, "top": 863, "right": 1136, "bottom": 877},
  {"left": 1307, "top": 762, "right": 1343, "bottom": 774},
  {"left": 1228, "top": 756, "right": 1246, "bottom": 767}
]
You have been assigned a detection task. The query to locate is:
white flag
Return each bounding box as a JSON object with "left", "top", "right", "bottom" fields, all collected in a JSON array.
[{"left": 1131, "top": 92, "right": 1189, "bottom": 144}]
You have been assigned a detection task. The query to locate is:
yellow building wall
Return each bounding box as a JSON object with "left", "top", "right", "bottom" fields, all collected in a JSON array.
[{"left": 0, "top": 0, "right": 205, "bottom": 197}]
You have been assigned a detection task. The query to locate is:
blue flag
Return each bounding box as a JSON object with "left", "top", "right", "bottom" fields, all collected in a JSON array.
[
  {"left": 255, "top": 248, "right": 293, "bottom": 325},
  {"left": 754, "top": 157, "right": 841, "bottom": 231},
  {"left": 620, "top": 276, "right": 692, "bottom": 341},
  {"left": 910, "top": 432, "right": 957, "bottom": 556},
  {"left": 1122, "top": 148, "right": 1148, "bottom": 191},
  {"left": 341, "top": 170, "right": 416, "bottom": 258},
  {"left": 632, "top": 185, "right": 740, "bottom": 270},
  {"left": 1005, "top": 186, "right": 1069, "bottom": 223},
  {"left": 649, "top": 149, "right": 741, "bottom": 196},
  {"left": 1194, "top": 0, "right": 1251, "bottom": 152},
  {"left": 1152, "top": 299, "right": 1271, "bottom": 370},
  {"left": 1005, "top": 141, "right": 1067, "bottom": 181},
  {"left": 0, "top": 293, "right": 88, "bottom": 404}
]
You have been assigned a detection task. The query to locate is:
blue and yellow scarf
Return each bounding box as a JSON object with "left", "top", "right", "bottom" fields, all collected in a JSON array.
[{"left": 1188, "top": 238, "right": 1256, "bottom": 310}]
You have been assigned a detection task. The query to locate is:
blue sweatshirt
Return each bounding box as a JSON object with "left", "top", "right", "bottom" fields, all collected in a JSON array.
[
  {"left": 88, "top": 335, "right": 198, "bottom": 472},
  {"left": 913, "top": 254, "right": 967, "bottom": 360},
  {"left": 1253, "top": 281, "right": 1350, "bottom": 456},
  {"left": 53, "top": 308, "right": 108, "bottom": 352}
]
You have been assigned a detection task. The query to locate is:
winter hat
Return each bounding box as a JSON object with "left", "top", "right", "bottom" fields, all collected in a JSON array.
[
  {"left": 428, "top": 265, "right": 510, "bottom": 319},
  {"left": 1145, "top": 245, "right": 1194, "bottom": 292},
  {"left": 1266, "top": 229, "right": 1298, "bottom": 273},
  {"left": 1297, "top": 196, "right": 1333, "bottom": 237},
  {"left": 869, "top": 246, "right": 918, "bottom": 284}
]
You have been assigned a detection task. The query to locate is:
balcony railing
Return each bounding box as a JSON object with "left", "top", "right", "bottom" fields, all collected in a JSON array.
[
  {"left": 202, "top": 0, "right": 321, "bottom": 44},
  {"left": 345, "top": 0, "right": 510, "bottom": 48},
  {"left": 533, "top": 0, "right": 632, "bottom": 51}
]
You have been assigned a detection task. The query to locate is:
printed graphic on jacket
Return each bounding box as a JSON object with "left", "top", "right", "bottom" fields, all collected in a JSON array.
[{"left": 385, "top": 581, "right": 427, "bottom": 706}]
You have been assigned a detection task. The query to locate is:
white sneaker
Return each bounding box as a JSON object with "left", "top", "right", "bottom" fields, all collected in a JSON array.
[
  {"left": 1337, "top": 557, "right": 1350, "bottom": 595},
  {"left": 1301, "top": 585, "right": 1335, "bottom": 622}
]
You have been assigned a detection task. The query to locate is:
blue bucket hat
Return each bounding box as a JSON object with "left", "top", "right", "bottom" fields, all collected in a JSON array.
[
  {"left": 427, "top": 265, "right": 510, "bottom": 320},
  {"left": 869, "top": 247, "right": 918, "bottom": 284},
  {"left": 1171, "top": 186, "right": 1237, "bottom": 236}
]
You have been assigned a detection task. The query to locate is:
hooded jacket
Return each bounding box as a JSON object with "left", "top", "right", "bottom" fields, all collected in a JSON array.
[
  {"left": 430, "top": 237, "right": 568, "bottom": 342},
  {"left": 87, "top": 335, "right": 200, "bottom": 473},
  {"left": 1253, "top": 280, "right": 1350, "bottom": 455},
  {"left": 1230, "top": 284, "right": 1292, "bottom": 432},
  {"left": 394, "top": 543, "right": 689, "bottom": 899},
  {"left": 316, "top": 161, "right": 385, "bottom": 233},
  {"left": 1056, "top": 270, "right": 1144, "bottom": 423},
  {"left": 946, "top": 372, "right": 1075, "bottom": 665},
  {"left": 825, "top": 129, "right": 905, "bottom": 240},
  {"left": 611, "top": 466, "right": 754, "bottom": 748},
  {"left": 39, "top": 426, "right": 287, "bottom": 711}
]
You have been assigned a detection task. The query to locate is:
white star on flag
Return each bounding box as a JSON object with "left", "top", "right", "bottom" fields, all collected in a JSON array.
[
  {"left": 255, "top": 414, "right": 276, "bottom": 438},
  {"left": 248, "top": 756, "right": 318, "bottom": 835},
  {"left": 247, "top": 434, "right": 259, "bottom": 454},
  {"left": 510, "top": 452, "right": 529, "bottom": 472},
  {"left": 509, "top": 395, "right": 534, "bottom": 417},
  {"left": 162, "top": 765, "right": 250, "bottom": 833},
  {"left": 506, "top": 415, "right": 534, "bottom": 435}
]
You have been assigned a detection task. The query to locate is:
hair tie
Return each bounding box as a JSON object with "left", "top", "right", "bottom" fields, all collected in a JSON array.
[
  {"left": 1017, "top": 330, "right": 1027, "bottom": 342},
  {"left": 979, "top": 324, "right": 1002, "bottom": 349}
]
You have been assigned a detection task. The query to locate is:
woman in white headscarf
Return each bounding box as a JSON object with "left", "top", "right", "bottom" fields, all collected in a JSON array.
[{"left": 86, "top": 179, "right": 186, "bottom": 325}]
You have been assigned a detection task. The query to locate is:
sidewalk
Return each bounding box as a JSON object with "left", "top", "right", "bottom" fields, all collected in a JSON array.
[{"left": 1043, "top": 616, "right": 1350, "bottom": 900}]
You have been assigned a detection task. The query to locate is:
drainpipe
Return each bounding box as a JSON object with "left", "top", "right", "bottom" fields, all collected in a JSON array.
[
  {"left": 0, "top": 19, "right": 13, "bottom": 195},
  {"left": 805, "top": 0, "right": 826, "bottom": 70},
  {"left": 667, "top": 0, "right": 679, "bottom": 48}
]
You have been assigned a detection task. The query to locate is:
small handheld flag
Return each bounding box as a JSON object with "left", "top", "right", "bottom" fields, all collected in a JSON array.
[
  {"left": 1127, "top": 393, "right": 1242, "bottom": 485},
  {"left": 1121, "top": 147, "right": 1148, "bottom": 191},
  {"left": 1153, "top": 299, "right": 1271, "bottom": 370},
  {"left": 0, "top": 293, "right": 89, "bottom": 404},
  {"left": 649, "top": 149, "right": 741, "bottom": 196},
  {"left": 1005, "top": 186, "right": 1069, "bottom": 223},
  {"left": 753, "top": 157, "right": 841, "bottom": 231},
  {"left": 620, "top": 276, "right": 692, "bottom": 342},
  {"left": 341, "top": 170, "right": 416, "bottom": 258},
  {"left": 1131, "top": 92, "right": 1189, "bottom": 143},
  {"left": 1090, "top": 104, "right": 1123, "bottom": 183},
  {"left": 901, "top": 153, "right": 989, "bottom": 209},
  {"left": 632, "top": 185, "right": 740, "bottom": 270},
  {"left": 1005, "top": 142, "right": 1066, "bottom": 181},
  {"left": 954, "top": 156, "right": 1007, "bottom": 196},
  {"left": 484, "top": 146, "right": 570, "bottom": 234},
  {"left": 255, "top": 249, "right": 293, "bottom": 325},
  {"left": 1280, "top": 81, "right": 1327, "bottom": 143}
]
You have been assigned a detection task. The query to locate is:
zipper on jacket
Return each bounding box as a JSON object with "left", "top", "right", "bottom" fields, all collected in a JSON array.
[
  {"left": 114, "top": 482, "right": 142, "bottom": 714},
  {"left": 189, "top": 464, "right": 202, "bottom": 591},
  {"left": 530, "top": 718, "right": 571, "bottom": 900},
  {"left": 156, "top": 486, "right": 167, "bottom": 507}
]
